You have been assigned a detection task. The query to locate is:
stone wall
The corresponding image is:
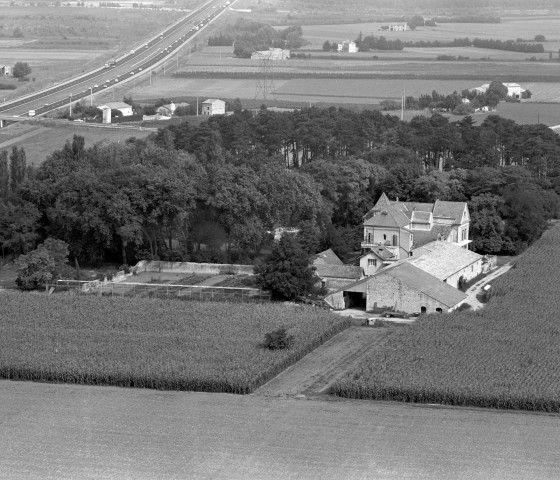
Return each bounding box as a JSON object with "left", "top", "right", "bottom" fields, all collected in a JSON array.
[
  {"left": 366, "top": 274, "right": 451, "bottom": 313},
  {"left": 138, "top": 261, "right": 255, "bottom": 276}
]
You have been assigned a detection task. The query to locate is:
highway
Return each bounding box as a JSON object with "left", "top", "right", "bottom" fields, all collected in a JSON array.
[{"left": 0, "top": 0, "right": 232, "bottom": 117}]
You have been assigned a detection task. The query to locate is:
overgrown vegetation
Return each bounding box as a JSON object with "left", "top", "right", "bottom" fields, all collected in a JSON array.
[
  {"left": 331, "top": 223, "right": 560, "bottom": 412},
  {"left": 0, "top": 294, "right": 349, "bottom": 393}
]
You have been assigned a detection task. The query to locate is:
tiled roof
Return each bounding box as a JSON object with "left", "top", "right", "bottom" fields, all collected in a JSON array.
[
  {"left": 312, "top": 248, "right": 343, "bottom": 266},
  {"left": 99, "top": 102, "right": 131, "bottom": 109},
  {"left": 202, "top": 98, "right": 224, "bottom": 105},
  {"left": 412, "top": 225, "right": 452, "bottom": 248},
  {"left": 360, "top": 246, "right": 396, "bottom": 261},
  {"left": 363, "top": 205, "right": 410, "bottom": 228},
  {"left": 411, "top": 210, "right": 432, "bottom": 223},
  {"left": 315, "top": 264, "right": 363, "bottom": 280},
  {"left": 410, "top": 241, "right": 482, "bottom": 280},
  {"left": 386, "top": 263, "right": 467, "bottom": 307},
  {"left": 433, "top": 200, "right": 466, "bottom": 224}
]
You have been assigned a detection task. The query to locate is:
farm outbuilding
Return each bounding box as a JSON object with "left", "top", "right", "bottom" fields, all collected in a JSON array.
[
  {"left": 325, "top": 262, "right": 467, "bottom": 314},
  {"left": 98, "top": 102, "right": 133, "bottom": 117}
]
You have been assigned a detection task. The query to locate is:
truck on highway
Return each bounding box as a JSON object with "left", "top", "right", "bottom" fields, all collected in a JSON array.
[
  {"left": 104, "top": 60, "right": 117, "bottom": 69},
  {"left": 28, "top": 110, "right": 36, "bottom": 117}
]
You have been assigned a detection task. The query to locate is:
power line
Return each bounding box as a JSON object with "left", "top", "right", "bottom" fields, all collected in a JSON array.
[{"left": 254, "top": 57, "right": 275, "bottom": 101}]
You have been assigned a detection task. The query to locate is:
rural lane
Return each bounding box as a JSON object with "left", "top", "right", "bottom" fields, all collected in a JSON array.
[
  {"left": 253, "top": 326, "right": 394, "bottom": 397},
  {"left": 1, "top": 381, "right": 559, "bottom": 479}
]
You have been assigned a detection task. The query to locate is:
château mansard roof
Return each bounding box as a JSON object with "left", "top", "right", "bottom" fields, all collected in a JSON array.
[{"left": 363, "top": 194, "right": 468, "bottom": 228}]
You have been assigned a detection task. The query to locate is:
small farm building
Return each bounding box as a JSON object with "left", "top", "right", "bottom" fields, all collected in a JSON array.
[
  {"left": 337, "top": 41, "right": 357, "bottom": 53},
  {"left": 0, "top": 65, "right": 11, "bottom": 76},
  {"left": 98, "top": 102, "right": 133, "bottom": 117},
  {"left": 312, "top": 249, "right": 364, "bottom": 290},
  {"left": 325, "top": 262, "right": 467, "bottom": 314},
  {"left": 201, "top": 98, "right": 226, "bottom": 116}
]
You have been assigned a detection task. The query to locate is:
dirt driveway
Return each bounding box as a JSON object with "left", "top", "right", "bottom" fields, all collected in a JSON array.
[{"left": 253, "top": 326, "right": 395, "bottom": 398}]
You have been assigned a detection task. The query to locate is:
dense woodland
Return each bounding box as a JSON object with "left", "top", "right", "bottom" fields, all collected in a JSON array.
[{"left": 1, "top": 107, "right": 560, "bottom": 270}]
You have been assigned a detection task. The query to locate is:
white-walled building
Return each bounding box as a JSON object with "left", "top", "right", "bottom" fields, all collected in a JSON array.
[{"left": 201, "top": 98, "right": 226, "bottom": 116}]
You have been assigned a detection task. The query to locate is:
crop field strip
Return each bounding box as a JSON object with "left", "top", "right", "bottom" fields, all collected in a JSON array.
[
  {"left": 331, "top": 224, "right": 560, "bottom": 412},
  {"left": 0, "top": 294, "right": 349, "bottom": 393}
]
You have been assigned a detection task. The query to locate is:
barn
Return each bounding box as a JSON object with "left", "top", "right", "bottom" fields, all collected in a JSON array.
[{"left": 325, "top": 262, "right": 467, "bottom": 314}]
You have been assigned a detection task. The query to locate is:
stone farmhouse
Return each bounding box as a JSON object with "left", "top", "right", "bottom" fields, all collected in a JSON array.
[
  {"left": 324, "top": 193, "right": 485, "bottom": 314},
  {"left": 201, "top": 98, "right": 226, "bottom": 116}
]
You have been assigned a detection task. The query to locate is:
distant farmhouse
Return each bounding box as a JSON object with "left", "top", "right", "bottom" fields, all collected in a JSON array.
[
  {"left": 336, "top": 40, "right": 357, "bottom": 53},
  {"left": 0, "top": 65, "right": 11, "bottom": 76},
  {"left": 97, "top": 102, "right": 133, "bottom": 117},
  {"left": 473, "top": 82, "right": 526, "bottom": 99},
  {"left": 201, "top": 98, "right": 226, "bottom": 116},
  {"left": 324, "top": 193, "right": 490, "bottom": 314},
  {"left": 251, "top": 48, "right": 290, "bottom": 60},
  {"left": 381, "top": 24, "right": 408, "bottom": 31}
]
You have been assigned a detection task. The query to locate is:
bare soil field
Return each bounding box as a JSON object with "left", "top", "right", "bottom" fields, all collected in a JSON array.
[
  {"left": 254, "top": 326, "right": 395, "bottom": 397},
  {"left": 0, "top": 122, "right": 153, "bottom": 166},
  {"left": 1, "top": 380, "right": 559, "bottom": 479}
]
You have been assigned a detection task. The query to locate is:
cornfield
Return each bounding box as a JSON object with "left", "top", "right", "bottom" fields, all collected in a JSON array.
[
  {"left": 331, "top": 224, "right": 560, "bottom": 412},
  {"left": 0, "top": 294, "right": 349, "bottom": 394}
]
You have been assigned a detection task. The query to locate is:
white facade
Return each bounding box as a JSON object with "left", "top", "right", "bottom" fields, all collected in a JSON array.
[{"left": 201, "top": 98, "right": 226, "bottom": 116}]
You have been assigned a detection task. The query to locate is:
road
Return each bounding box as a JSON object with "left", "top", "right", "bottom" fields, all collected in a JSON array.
[
  {"left": 1, "top": 381, "right": 559, "bottom": 479},
  {"left": 0, "top": 0, "right": 233, "bottom": 118}
]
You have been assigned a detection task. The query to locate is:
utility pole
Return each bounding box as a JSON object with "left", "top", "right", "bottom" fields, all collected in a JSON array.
[
  {"left": 196, "top": 96, "right": 199, "bottom": 116},
  {"left": 90, "top": 87, "right": 93, "bottom": 107},
  {"left": 69, "top": 94, "right": 72, "bottom": 117}
]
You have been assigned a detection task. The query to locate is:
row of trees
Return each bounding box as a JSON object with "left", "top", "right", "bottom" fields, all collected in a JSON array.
[
  {"left": 354, "top": 33, "right": 545, "bottom": 53},
  {"left": 1, "top": 107, "right": 559, "bottom": 274}
]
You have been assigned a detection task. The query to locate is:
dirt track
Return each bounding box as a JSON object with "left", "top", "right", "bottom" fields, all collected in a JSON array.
[{"left": 254, "top": 326, "right": 394, "bottom": 398}]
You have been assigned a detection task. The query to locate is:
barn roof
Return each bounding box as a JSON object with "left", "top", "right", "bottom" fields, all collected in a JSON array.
[
  {"left": 315, "top": 264, "right": 363, "bottom": 280},
  {"left": 385, "top": 263, "right": 468, "bottom": 307},
  {"left": 312, "top": 248, "right": 344, "bottom": 266},
  {"left": 409, "top": 241, "right": 482, "bottom": 280}
]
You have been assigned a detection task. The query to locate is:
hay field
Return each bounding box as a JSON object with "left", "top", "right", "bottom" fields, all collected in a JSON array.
[{"left": 0, "top": 122, "right": 153, "bottom": 166}]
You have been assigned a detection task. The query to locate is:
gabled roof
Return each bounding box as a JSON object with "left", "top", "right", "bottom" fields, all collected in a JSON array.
[
  {"left": 315, "top": 264, "right": 363, "bottom": 280},
  {"left": 202, "top": 98, "right": 224, "bottom": 105},
  {"left": 312, "top": 248, "right": 343, "bottom": 266},
  {"left": 385, "top": 262, "right": 467, "bottom": 307},
  {"left": 411, "top": 225, "right": 452, "bottom": 248},
  {"left": 99, "top": 102, "right": 131, "bottom": 110},
  {"left": 410, "top": 210, "right": 432, "bottom": 223},
  {"left": 409, "top": 241, "right": 482, "bottom": 280},
  {"left": 363, "top": 205, "right": 410, "bottom": 228},
  {"left": 433, "top": 200, "right": 467, "bottom": 224},
  {"left": 360, "top": 245, "right": 396, "bottom": 261},
  {"left": 330, "top": 261, "right": 467, "bottom": 307}
]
